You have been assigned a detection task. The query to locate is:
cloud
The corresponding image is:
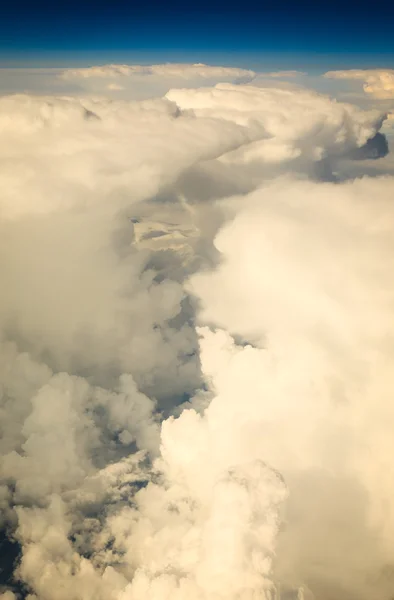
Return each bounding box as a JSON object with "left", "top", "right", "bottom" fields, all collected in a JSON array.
[
  {"left": 0, "top": 92, "right": 263, "bottom": 219},
  {"left": 0, "top": 64, "right": 256, "bottom": 101},
  {"left": 262, "top": 71, "right": 306, "bottom": 78},
  {"left": 189, "top": 175, "right": 394, "bottom": 600},
  {"left": 167, "top": 82, "right": 385, "bottom": 178},
  {"left": 107, "top": 83, "right": 124, "bottom": 91},
  {"left": 0, "top": 72, "right": 393, "bottom": 600},
  {"left": 60, "top": 63, "right": 256, "bottom": 82},
  {"left": 0, "top": 87, "right": 278, "bottom": 404},
  {"left": 324, "top": 69, "right": 394, "bottom": 99},
  {"left": 346, "top": 131, "right": 389, "bottom": 160},
  {"left": 58, "top": 64, "right": 256, "bottom": 100}
]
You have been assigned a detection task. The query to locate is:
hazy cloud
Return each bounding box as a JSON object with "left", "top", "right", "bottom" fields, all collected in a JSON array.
[
  {"left": 325, "top": 69, "right": 394, "bottom": 99},
  {"left": 262, "top": 70, "right": 306, "bottom": 78},
  {"left": 58, "top": 64, "right": 256, "bottom": 100},
  {"left": 60, "top": 63, "right": 256, "bottom": 82}
]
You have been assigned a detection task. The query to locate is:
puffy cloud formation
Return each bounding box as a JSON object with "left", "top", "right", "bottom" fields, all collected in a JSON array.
[
  {"left": 325, "top": 69, "right": 394, "bottom": 99},
  {"left": 167, "top": 83, "right": 384, "bottom": 158},
  {"left": 0, "top": 69, "right": 393, "bottom": 600},
  {"left": 189, "top": 176, "right": 394, "bottom": 600},
  {"left": 0, "top": 92, "right": 256, "bottom": 219}
]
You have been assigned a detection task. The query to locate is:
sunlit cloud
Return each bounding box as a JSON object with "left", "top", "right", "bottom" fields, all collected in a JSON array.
[
  {"left": 325, "top": 69, "right": 394, "bottom": 99},
  {"left": 0, "top": 64, "right": 393, "bottom": 600}
]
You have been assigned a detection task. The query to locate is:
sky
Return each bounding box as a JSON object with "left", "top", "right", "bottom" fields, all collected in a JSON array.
[{"left": 2, "top": 0, "right": 394, "bottom": 67}]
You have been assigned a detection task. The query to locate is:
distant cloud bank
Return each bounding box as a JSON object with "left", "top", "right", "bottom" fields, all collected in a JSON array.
[
  {"left": 60, "top": 62, "right": 256, "bottom": 83},
  {"left": 325, "top": 68, "right": 394, "bottom": 99}
]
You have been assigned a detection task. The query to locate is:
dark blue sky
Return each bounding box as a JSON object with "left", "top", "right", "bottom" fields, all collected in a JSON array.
[{"left": 1, "top": 0, "right": 394, "bottom": 67}]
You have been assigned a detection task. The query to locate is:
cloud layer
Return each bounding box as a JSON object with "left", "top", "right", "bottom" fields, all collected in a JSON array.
[
  {"left": 58, "top": 64, "right": 256, "bottom": 98},
  {"left": 0, "top": 66, "right": 393, "bottom": 600},
  {"left": 60, "top": 63, "right": 256, "bottom": 82}
]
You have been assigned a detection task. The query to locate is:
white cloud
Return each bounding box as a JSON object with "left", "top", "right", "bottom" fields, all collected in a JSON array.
[
  {"left": 57, "top": 63, "right": 256, "bottom": 100},
  {"left": 167, "top": 82, "right": 384, "bottom": 147},
  {"left": 0, "top": 64, "right": 256, "bottom": 101},
  {"left": 0, "top": 92, "right": 261, "bottom": 219},
  {"left": 189, "top": 175, "right": 394, "bottom": 599},
  {"left": 167, "top": 83, "right": 385, "bottom": 172},
  {"left": 0, "top": 88, "right": 266, "bottom": 403},
  {"left": 324, "top": 69, "right": 394, "bottom": 99},
  {"left": 0, "top": 71, "right": 393, "bottom": 600},
  {"left": 60, "top": 63, "right": 255, "bottom": 82}
]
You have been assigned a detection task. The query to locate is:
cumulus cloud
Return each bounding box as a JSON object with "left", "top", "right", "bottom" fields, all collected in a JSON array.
[
  {"left": 167, "top": 82, "right": 386, "bottom": 184},
  {"left": 167, "top": 83, "right": 384, "bottom": 153},
  {"left": 189, "top": 176, "right": 394, "bottom": 600},
  {"left": 0, "top": 68, "right": 393, "bottom": 600},
  {"left": 325, "top": 69, "right": 394, "bottom": 99}
]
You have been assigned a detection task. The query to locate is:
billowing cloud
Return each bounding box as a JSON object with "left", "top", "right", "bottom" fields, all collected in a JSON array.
[
  {"left": 0, "top": 69, "right": 393, "bottom": 600},
  {"left": 324, "top": 69, "right": 394, "bottom": 99},
  {"left": 167, "top": 82, "right": 386, "bottom": 180},
  {"left": 189, "top": 175, "right": 394, "bottom": 600}
]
